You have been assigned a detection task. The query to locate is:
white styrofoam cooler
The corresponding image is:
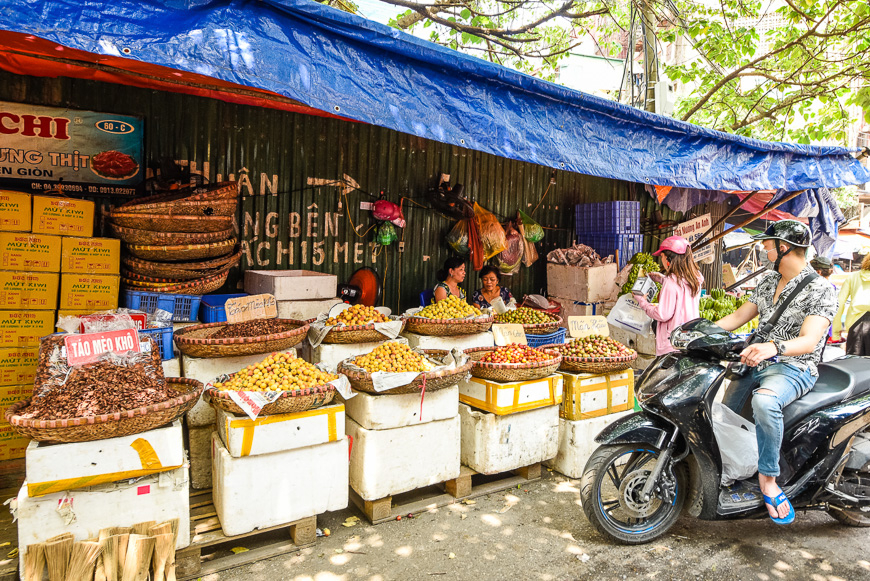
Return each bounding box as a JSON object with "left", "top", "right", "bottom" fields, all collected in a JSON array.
[
  {"left": 459, "top": 403, "right": 559, "bottom": 474},
  {"left": 25, "top": 420, "right": 183, "bottom": 497},
  {"left": 216, "top": 403, "right": 345, "bottom": 457},
  {"left": 244, "top": 270, "right": 337, "bottom": 301},
  {"left": 401, "top": 332, "right": 494, "bottom": 352},
  {"left": 544, "top": 411, "right": 633, "bottom": 478},
  {"left": 608, "top": 325, "right": 656, "bottom": 356},
  {"left": 188, "top": 425, "right": 212, "bottom": 489},
  {"left": 346, "top": 415, "right": 460, "bottom": 501},
  {"left": 342, "top": 385, "right": 458, "bottom": 430},
  {"left": 277, "top": 298, "right": 343, "bottom": 321},
  {"left": 211, "top": 433, "right": 349, "bottom": 536},
  {"left": 310, "top": 337, "right": 407, "bottom": 373}
]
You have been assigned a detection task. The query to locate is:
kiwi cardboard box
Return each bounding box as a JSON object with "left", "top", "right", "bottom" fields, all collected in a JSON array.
[
  {"left": 0, "top": 190, "right": 32, "bottom": 232},
  {"left": 0, "top": 310, "right": 55, "bottom": 347},
  {"left": 0, "top": 349, "right": 37, "bottom": 386},
  {"left": 59, "top": 273, "right": 120, "bottom": 310},
  {"left": 0, "top": 271, "right": 59, "bottom": 310},
  {"left": 0, "top": 232, "right": 61, "bottom": 272},
  {"left": 31, "top": 195, "right": 95, "bottom": 237},
  {"left": 60, "top": 236, "right": 121, "bottom": 274}
]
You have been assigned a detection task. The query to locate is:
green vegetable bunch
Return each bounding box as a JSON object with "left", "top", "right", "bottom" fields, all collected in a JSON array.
[
  {"left": 620, "top": 252, "right": 662, "bottom": 300},
  {"left": 699, "top": 290, "right": 757, "bottom": 333}
]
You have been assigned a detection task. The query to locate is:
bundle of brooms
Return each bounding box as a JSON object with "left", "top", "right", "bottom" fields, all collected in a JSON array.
[{"left": 23, "top": 519, "right": 179, "bottom": 581}]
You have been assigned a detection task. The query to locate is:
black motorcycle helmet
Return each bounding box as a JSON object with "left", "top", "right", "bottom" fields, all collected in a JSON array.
[{"left": 751, "top": 219, "right": 811, "bottom": 272}]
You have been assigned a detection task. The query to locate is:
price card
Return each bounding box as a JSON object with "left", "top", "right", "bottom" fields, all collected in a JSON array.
[
  {"left": 226, "top": 294, "right": 277, "bottom": 323},
  {"left": 568, "top": 316, "right": 609, "bottom": 339},
  {"left": 64, "top": 329, "right": 141, "bottom": 366},
  {"left": 491, "top": 323, "right": 528, "bottom": 346}
]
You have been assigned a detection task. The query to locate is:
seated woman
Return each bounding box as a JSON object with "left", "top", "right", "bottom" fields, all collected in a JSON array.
[
  {"left": 433, "top": 257, "right": 467, "bottom": 302},
  {"left": 471, "top": 266, "right": 513, "bottom": 309}
]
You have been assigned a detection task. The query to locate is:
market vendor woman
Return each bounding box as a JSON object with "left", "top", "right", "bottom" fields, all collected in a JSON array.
[
  {"left": 472, "top": 266, "right": 513, "bottom": 309},
  {"left": 433, "top": 257, "right": 467, "bottom": 302}
]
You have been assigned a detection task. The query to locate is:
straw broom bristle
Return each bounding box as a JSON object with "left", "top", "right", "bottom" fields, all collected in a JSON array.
[
  {"left": 65, "top": 541, "right": 101, "bottom": 581},
  {"left": 94, "top": 556, "right": 107, "bottom": 581},
  {"left": 24, "top": 543, "right": 46, "bottom": 581},
  {"left": 115, "top": 534, "right": 130, "bottom": 581},
  {"left": 163, "top": 518, "right": 179, "bottom": 581},
  {"left": 99, "top": 527, "right": 130, "bottom": 543},
  {"left": 149, "top": 523, "right": 171, "bottom": 538},
  {"left": 130, "top": 522, "right": 156, "bottom": 537},
  {"left": 120, "top": 535, "right": 155, "bottom": 581},
  {"left": 150, "top": 534, "right": 173, "bottom": 581},
  {"left": 99, "top": 535, "right": 124, "bottom": 581},
  {"left": 44, "top": 535, "right": 74, "bottom": 581}
]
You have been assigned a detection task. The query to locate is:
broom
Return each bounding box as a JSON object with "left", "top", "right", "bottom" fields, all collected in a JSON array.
[
  {"left": 130, "top": 522, "right": 156, "bottom": 537},
  {"left": 24, "top": 543, "right": 46, "bottom": 581},
  {"left": 44, "top": 534, "right": 74, "bottom": 581},
  {"left": 160, "top": 519, "right": 179, "bottom": 581},
  {"left": 150, "top": 534, "right": 173, "bottom": 581},
  {"left": 99, "top": 535, "right": 126, "bottom": 581},
  {"left": 64, "top": 541, "right": 101, "bottom": 581},
  {"left": 120, "top": 535, "right": 155, "bottom": 581}
]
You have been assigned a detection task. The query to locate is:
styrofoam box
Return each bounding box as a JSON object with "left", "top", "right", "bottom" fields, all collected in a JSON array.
[
  {"left": 182, "top": 348, "right": 298, "bottom": 427},
  {"left": 545, "top": 411, "right": 633, "bottom": 478},
  {"left": 458, "top": 374, "right": 562, "bottom": 416},
  {"left": 212, "top": 432, "right": 348, "bottom": 536},
  {"left": 346, "top": 415, "right": 460, "bottom": 501},
  {"left": 216, "top": 403, "right": 345, "bottom": 457},
  {"left": 402, "top": 332, "right": 494, "bottom": 352},
  {"left": 311, "top": 338, "right": 407, "bottom": 374},
  {"left": 277, "top": 298, "right": 343, "bottom": 320},
  {"left": 162, "top": 357, "right": 181, "bottom": 377},
  {"left": 342, "top": 385, "right": 458, "bottom": 430},
  {"left": 26, "top": 420, "right": 183, "bottom": 497},
  {"left": 459, "top": 403, "right": 559, "bottom": 474},
  {"left": 244, "top": 270, "right": 337, "bottom": 301},
  {"left": 188, "top": 425, "right": 212, "bottom": 489},
  {"left": 15, "top": 465, "right": 190, "bottom": 577},
  {"left": 608, "top": 324, "right": 656, "bottom": 356}
]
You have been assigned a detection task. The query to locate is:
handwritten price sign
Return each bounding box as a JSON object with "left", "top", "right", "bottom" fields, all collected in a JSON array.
[
  {"left": 568, "top": 316, "right": 609, "bottom": 339},
  {"left": 226, "top": 294, "right": 277, "bottom": 324},
  {"left": 491, "top": 324, "right": 528, "bottom": 346}
]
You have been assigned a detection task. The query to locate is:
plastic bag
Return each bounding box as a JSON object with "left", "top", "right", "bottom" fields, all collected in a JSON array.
[
  {"left": 473, "top": 203, "right": 506, "bottom": 260},
  {"left": 606, "top": 294, "right": 654, "bottom": 337},
  {"left": 377, "top": 222, "right": 398, "bottom": 246},
  {"left": 711, "top": 403, "right": 758, "bottom": 486},
  {"left": 495, "top": 221, "right": 524, "bottom": 275},
  {"left": 518, "top": 209, "right": 544, "bottom": 243},
  {"left": 447, "top": 219, "right": 470, "bottom": 255},
  {"left": 516, "top": 219, "right": 539, "bottom": 267}
]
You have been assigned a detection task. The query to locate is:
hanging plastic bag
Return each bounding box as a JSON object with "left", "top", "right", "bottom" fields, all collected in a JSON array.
[
  {"left": 711, "top": 403, "right": 759, "bottom": 486},
  {"left": 377, "top": 222, "right": 398, "bottom": 246},
  {"left": 606, "top": 294, "right": 653, "bottom": 337},
  {"left": 473, "top": 203, "right": 506, "bottom": 260},
  {"left": 516, "top": 218, "right": 539, "bottom": 267},
  {"left": 468, "top": 217, "right": 484, "bottom": 271},
  {"left": 494, "top": 221, "right": 524, "bottom": 275},
  {"left": 518, "top": 209, "right": 544, "bottom": 243},
  {"left": 447, "top": 219, "right": 470, "bottom": 254}
]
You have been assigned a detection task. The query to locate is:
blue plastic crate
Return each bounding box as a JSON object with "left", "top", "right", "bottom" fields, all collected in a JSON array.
[
  {"left": 575, "top": 201, "right": 641, "bottom": 235},
  {"left": 576, "top": 233, "right": 644, "bottom": 268},
  {"left": 526, "top": 327, "right": 567, "bottom": 349},
  {"left": 123, "top": 290, "right": 201, "bottom": 322},
  {"left": 199, "top": 293, "right": 249, "bottom": 323},
  {"left": 138, "top": 326, "right": 174, "bottom": 360}
]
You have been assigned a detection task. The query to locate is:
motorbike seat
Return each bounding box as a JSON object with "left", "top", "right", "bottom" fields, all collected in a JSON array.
[{"left": 783, "top": 357, "right": 870, "bottom": 427}]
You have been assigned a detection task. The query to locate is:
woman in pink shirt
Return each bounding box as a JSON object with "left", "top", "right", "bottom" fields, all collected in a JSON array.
[{"left": 632, "top": 236, "right": 703, "bottom": 356}]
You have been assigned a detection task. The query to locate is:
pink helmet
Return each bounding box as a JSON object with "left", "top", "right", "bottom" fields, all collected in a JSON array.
[{"left": 653, "top": 236, "right": 690, "bottom": 256}]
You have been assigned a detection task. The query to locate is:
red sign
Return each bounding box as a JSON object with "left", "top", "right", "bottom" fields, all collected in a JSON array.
[
  {"left": 79, "top": 313, "right": 147, "bottom": 333},
  {"left": 64, "top": 329, "right": 141, "bottom": 366}
]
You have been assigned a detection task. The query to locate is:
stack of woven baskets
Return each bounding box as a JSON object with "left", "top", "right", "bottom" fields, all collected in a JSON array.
[{"left": 109, "top": 182, "right": 240, "bottom": 294}]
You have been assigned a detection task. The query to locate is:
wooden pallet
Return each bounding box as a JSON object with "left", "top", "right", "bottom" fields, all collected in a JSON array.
[
  {"left": 350, "top": 462, "right": 542, "bottom": 524},
  {"left": 176, "top": 488, "right": 317, "bottom": 580}
]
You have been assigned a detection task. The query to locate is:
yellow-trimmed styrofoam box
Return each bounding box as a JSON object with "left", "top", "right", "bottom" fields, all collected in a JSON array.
[
  {"left": 31, "top": 195, "right": 95, "bottom": 237},
  {"left": 60, "top": 236, "right": 121, "bottom": 274},
  {"left": 560, "top": 369, "right": 635, "bottom": 421},
  {"left": 0, "top": 190, "right": 32, "bottom": 232},
  {"left": 24, "top": 420, "right": 184, "bottom": 497},
  {"left": 0, "top": 231, "right": 61, "bottom": 272},
  {"left": 0, "top": 348, "right": 38, "bottom": 386},
  {"left": 0, "top": 271, "right": 59, "bottom": 310},
  {"left": 216, "top": 403, "right": 345, "bottom": 458},
  {"left": 458, "top": 374, "right": 562, "bottom": 416},
  {"left": 0, "top": 310, "right": 55, "bottom": 347},
  {"left": 58, "top": 273, "right": 120, "bottom": 311}
]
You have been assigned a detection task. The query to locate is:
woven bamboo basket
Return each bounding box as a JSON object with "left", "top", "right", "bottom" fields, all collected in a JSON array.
[
  {"left": 109, "top": 211, "right": 233, "bottom": 233},
  {"left": 126, "top": 238, "right": 237, "bottom": 262},
  {"left": 123, "top": 251, "right": 241, "bottom": 280},
  {"left": 320, "top": 317, "right": 406, "bottom": 344},
  {"left": 464, "top": 346, "right": 562, "bottom": 382},
  {"left": 119, "top": 198, "right": 238, "bottom": 217},
  {"left": 120, "top": 182, "right": 238, "bottom": 210},
  {"left": 539, "top": 343, "right": 637, "bottom": 373},
  {"left": 337, "top": 349, "right": 473, "bottom": 395},
  {"left": 204, "top": 384, "right": 335, "bottom": 415},
  {"left": 173, "top": 319, "right": 311, "bottom": 358},
  {"left": 404, "top": 315, "right": 493, "bottom": 336},
  {"left": 110, "top": 223, "right": 234, "bottom": 246},
  {"left": 493, "top": 314, "right": 563, "bottom": 335},
  {"left": 122, "top": 266, "right": 232, "bottom": 284},
  {"left": 122, "top": 271, "right": 228, "bottom": 294},
  {"left": 4, "top": 378, "right": 203, "bottom": 443}
]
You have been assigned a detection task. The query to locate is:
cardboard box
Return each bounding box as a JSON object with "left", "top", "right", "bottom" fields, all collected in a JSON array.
[
  {"left": 0, "top": 191, "right": 32, "bottom": 232},
  {"left": 31, "top": 196, "right": 94, "bottom": 237},
  {"left": 0, "top": 310, "right": 55, "bottom": 347},
  {"left": 59, "top": 273, "right": 119, "bottom": 310},
  {"left": 0, "top": 425, "right": 29, "bottom": 461},
  {"left": 0, "top": 231, "right": 61, "bottom": 272},
  {"left": 546, "top": 263, "right": 618, "bottom": 303},
  {"left": 0, "top": 271, "right": 58, "bottom": 309},
  {"left": 244, "top": 270, "right": 337, "bottom": 300},
  {"left": 458, "top": 374, "right": 563, "bottom": 416},
  {"left": 60, "top": 236, "right": 121, "bottom": 274},
  {"left": 551, "top": 297, "right": 606, "bottom": 320},
  {"left": 0, "top": 384, "right": 32, "bottom": 420},
  {"left": 560, "top": 369, "right": 635, "bottom": 420},
  {"left": 0, "top": 349, "right": 38, "bottom": 386}
]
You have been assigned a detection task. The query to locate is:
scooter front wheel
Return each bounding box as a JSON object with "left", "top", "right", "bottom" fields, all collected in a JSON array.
[{"left": 580, "top": 444, "right": 686, "bottom": 544}]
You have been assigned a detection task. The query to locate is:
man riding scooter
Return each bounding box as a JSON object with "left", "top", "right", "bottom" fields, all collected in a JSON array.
[{"left": 716, "top": 220, "right": 837, "bottom": 524}]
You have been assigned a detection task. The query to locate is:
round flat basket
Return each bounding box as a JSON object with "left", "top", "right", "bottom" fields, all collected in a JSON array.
[
  {"left": 123, "top": 251, "right": 241, "bottom": 280},
  {"left": 204, "top": 384, "right": 335, "bottom": 415},
  {"left": 539, "top": 343, "right": 637, "bottom": 373},
  {"left": 464, "top": 346, "right": 562, "bottom": 382},
  {"left": 109, "top": 211, "right": 233, "bottom": 233},
  {"left": 320, "top": 317, "right": 405, "bottom": 344},
  {"left": 126, "top": 238, "right": 237, "bottom": 261},
  {"left": 173, "top": 319, "right": 311, "bottom": 358},
  {"left": 122, "top": 266, "right": 232, "bottom": 284},
  {"left": 119, "top": 198, "right": 238, "bottom": 217},
  {"left": 122, "top": 271, "right": 228, "bottom": 294},
  {"left": 404, "top": 315, "right": 493, "bottom": 336},
  {"left": 337, "top": 349, "right": 472, "bottom": 395},
  {"left": 110, "top": 223, "right": 234, "bottom": 246},
  {"left": 493, "top": 315, "right": 563, "bottom": 335},
  {"left": 4, "top": 378, "right": 203, "bottom": 443}
]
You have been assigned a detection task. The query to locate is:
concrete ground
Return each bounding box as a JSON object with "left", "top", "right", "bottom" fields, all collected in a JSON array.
[{"left": 212, "top": 470, "right": 870, "bottom": 581}]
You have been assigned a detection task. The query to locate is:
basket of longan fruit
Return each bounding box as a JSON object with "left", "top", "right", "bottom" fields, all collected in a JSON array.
[
  {"left": 404, "top": 296, "right": 493, "bottom": 336},
  {"left": 320, "top": 304, "right": 405, "bottom": 344}
]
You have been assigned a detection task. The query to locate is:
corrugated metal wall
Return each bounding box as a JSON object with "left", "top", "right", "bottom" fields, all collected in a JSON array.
[{"left": 1, "top": 71, "right": 685, "bottom": 311}]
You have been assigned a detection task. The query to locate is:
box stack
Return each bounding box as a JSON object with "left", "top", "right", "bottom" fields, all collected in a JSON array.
[
  {"left": 575, "top": 201, "right": 643, "bottom": 269},
  {"left": 546, "top": 261, "right": 619, "bottom": 322}
]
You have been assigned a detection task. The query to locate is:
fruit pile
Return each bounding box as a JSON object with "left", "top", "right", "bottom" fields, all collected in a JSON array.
[
  {"left": 495, "top": 307, "right": 554, "bottom": 325},
  {"left": 478, "top": 344, "right": 557, "bottom": 364},
  {"left": 551, "top": 335, "right": 635, "bottom": 358},
  {"left": 416, "top": 295, "right": 482, "bottom": 319},
  {"left": 213, "top": 352, "right": 338, "bottom": 391},
  {"left": 353, "top": 342, "right": 435, "bottom": 373},
  {"left": 325, "top": 304, "right": 389, "bottom": 326},
  {"left": 620, "top": 253, "right": 662, "bottom": 298},
  {"left": 211, "top": 318, "right": 292, "bottom": 339},
  {"left": 700, "top": 289, "right": 757, "bottom": 334}
]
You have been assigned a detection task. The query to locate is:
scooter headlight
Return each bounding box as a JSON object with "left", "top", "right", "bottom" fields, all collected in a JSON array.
[{"left": 671, "top": 328, "right": 705, "bottom": 349}]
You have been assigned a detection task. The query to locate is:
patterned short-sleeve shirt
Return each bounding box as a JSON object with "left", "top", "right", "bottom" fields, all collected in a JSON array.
[{"left": 749, "top": 265, "right": 838, "bottom": 376}]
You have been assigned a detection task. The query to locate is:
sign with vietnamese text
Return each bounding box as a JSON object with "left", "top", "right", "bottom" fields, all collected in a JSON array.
[
  {"left": 568, "top": 316, "right": 610, "bottom": 339},
  {"left": 64, "top": 329, "right": 141, "bottom": 366},
  {"left": 491, "top": 324, "right": 528, "bottom": 346},
  {"left": 675, "top": 214, "right": 714, "bottom": 263},
  {"left": 226, "top": 294, "right": 277, "bottom": 324}
]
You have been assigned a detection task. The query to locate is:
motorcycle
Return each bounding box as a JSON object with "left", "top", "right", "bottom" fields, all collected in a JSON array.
[{"left": 579, "top": 318, "right": 870, "bottom": 544}]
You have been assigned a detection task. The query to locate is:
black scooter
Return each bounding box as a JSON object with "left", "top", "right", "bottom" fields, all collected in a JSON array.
[{"left": 579, "top": 318, "right": 870, "bottom": 544}]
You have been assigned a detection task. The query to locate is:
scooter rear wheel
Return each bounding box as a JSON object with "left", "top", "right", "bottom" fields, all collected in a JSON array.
[{"left": 580, "top": 444, "right": 686, "bottom": 544}]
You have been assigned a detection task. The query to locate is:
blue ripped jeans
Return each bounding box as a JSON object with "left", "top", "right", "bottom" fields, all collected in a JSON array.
[{"left": 722, "top": 363, "right": 816, "bottom": 477}]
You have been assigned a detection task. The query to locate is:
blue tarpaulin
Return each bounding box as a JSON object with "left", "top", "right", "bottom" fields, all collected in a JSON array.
[{"left": 2, "top": 0, "right": 869, "bottom": 194}]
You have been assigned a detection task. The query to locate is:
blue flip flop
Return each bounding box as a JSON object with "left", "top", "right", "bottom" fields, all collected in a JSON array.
[{"left": 762, "top": 492, "right": 795, "bottom": 525}]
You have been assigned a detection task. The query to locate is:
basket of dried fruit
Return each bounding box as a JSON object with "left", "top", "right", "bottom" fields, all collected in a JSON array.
[
  {"left": 464, "top": 345, "right": 562, "bottom": 382},
  {"left": 5, "top": 378, "right": 203, "bottom": 443},
  {"left": 110, "top": 223, "right": 235, "bottom": 246},
  {"left": 126, "top": 238, "right": 237, "bottom": 262},
  {"left": 494, "top": 307, "right": 563, "bottom": 335},
  {"left": 319, "top": 305, "right": 405, "bottom": 344},
  {"left": 337, "top": 344, "right": 472, "bottom": 395},
  {"left": 404, "top": 296, "right": 492, "bottom": 336},
  {"left": 173, "top": 318, "right": 311, "bottom": 358},
  {"left": 109, "top": 211, "right": 234, "bottom": 233},
  {"left": 541, "top": 335, "right": 637, "bottom": 373},
  {"left": 122, "top": 270, "right": 229, "bottom": 295}
]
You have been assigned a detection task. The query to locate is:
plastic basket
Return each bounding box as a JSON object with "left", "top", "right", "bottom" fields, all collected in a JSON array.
[
  {"left": 575, "top": 201, "right": 641, "bottom": 235},
  {"left": 138, "top": 326, "right": 174, "bottom": 360},
  {"left": 123, "top": 289, "right": 201, "bottom": 322},
  {"left": 199, "top": 293, "right": 248, "bottom": 323},
  {"left": 525, "top": 327, "right": 567, "bottom": 348},
  {"left": 576, "top": 233, "right": 644, "bottom": 268}
]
